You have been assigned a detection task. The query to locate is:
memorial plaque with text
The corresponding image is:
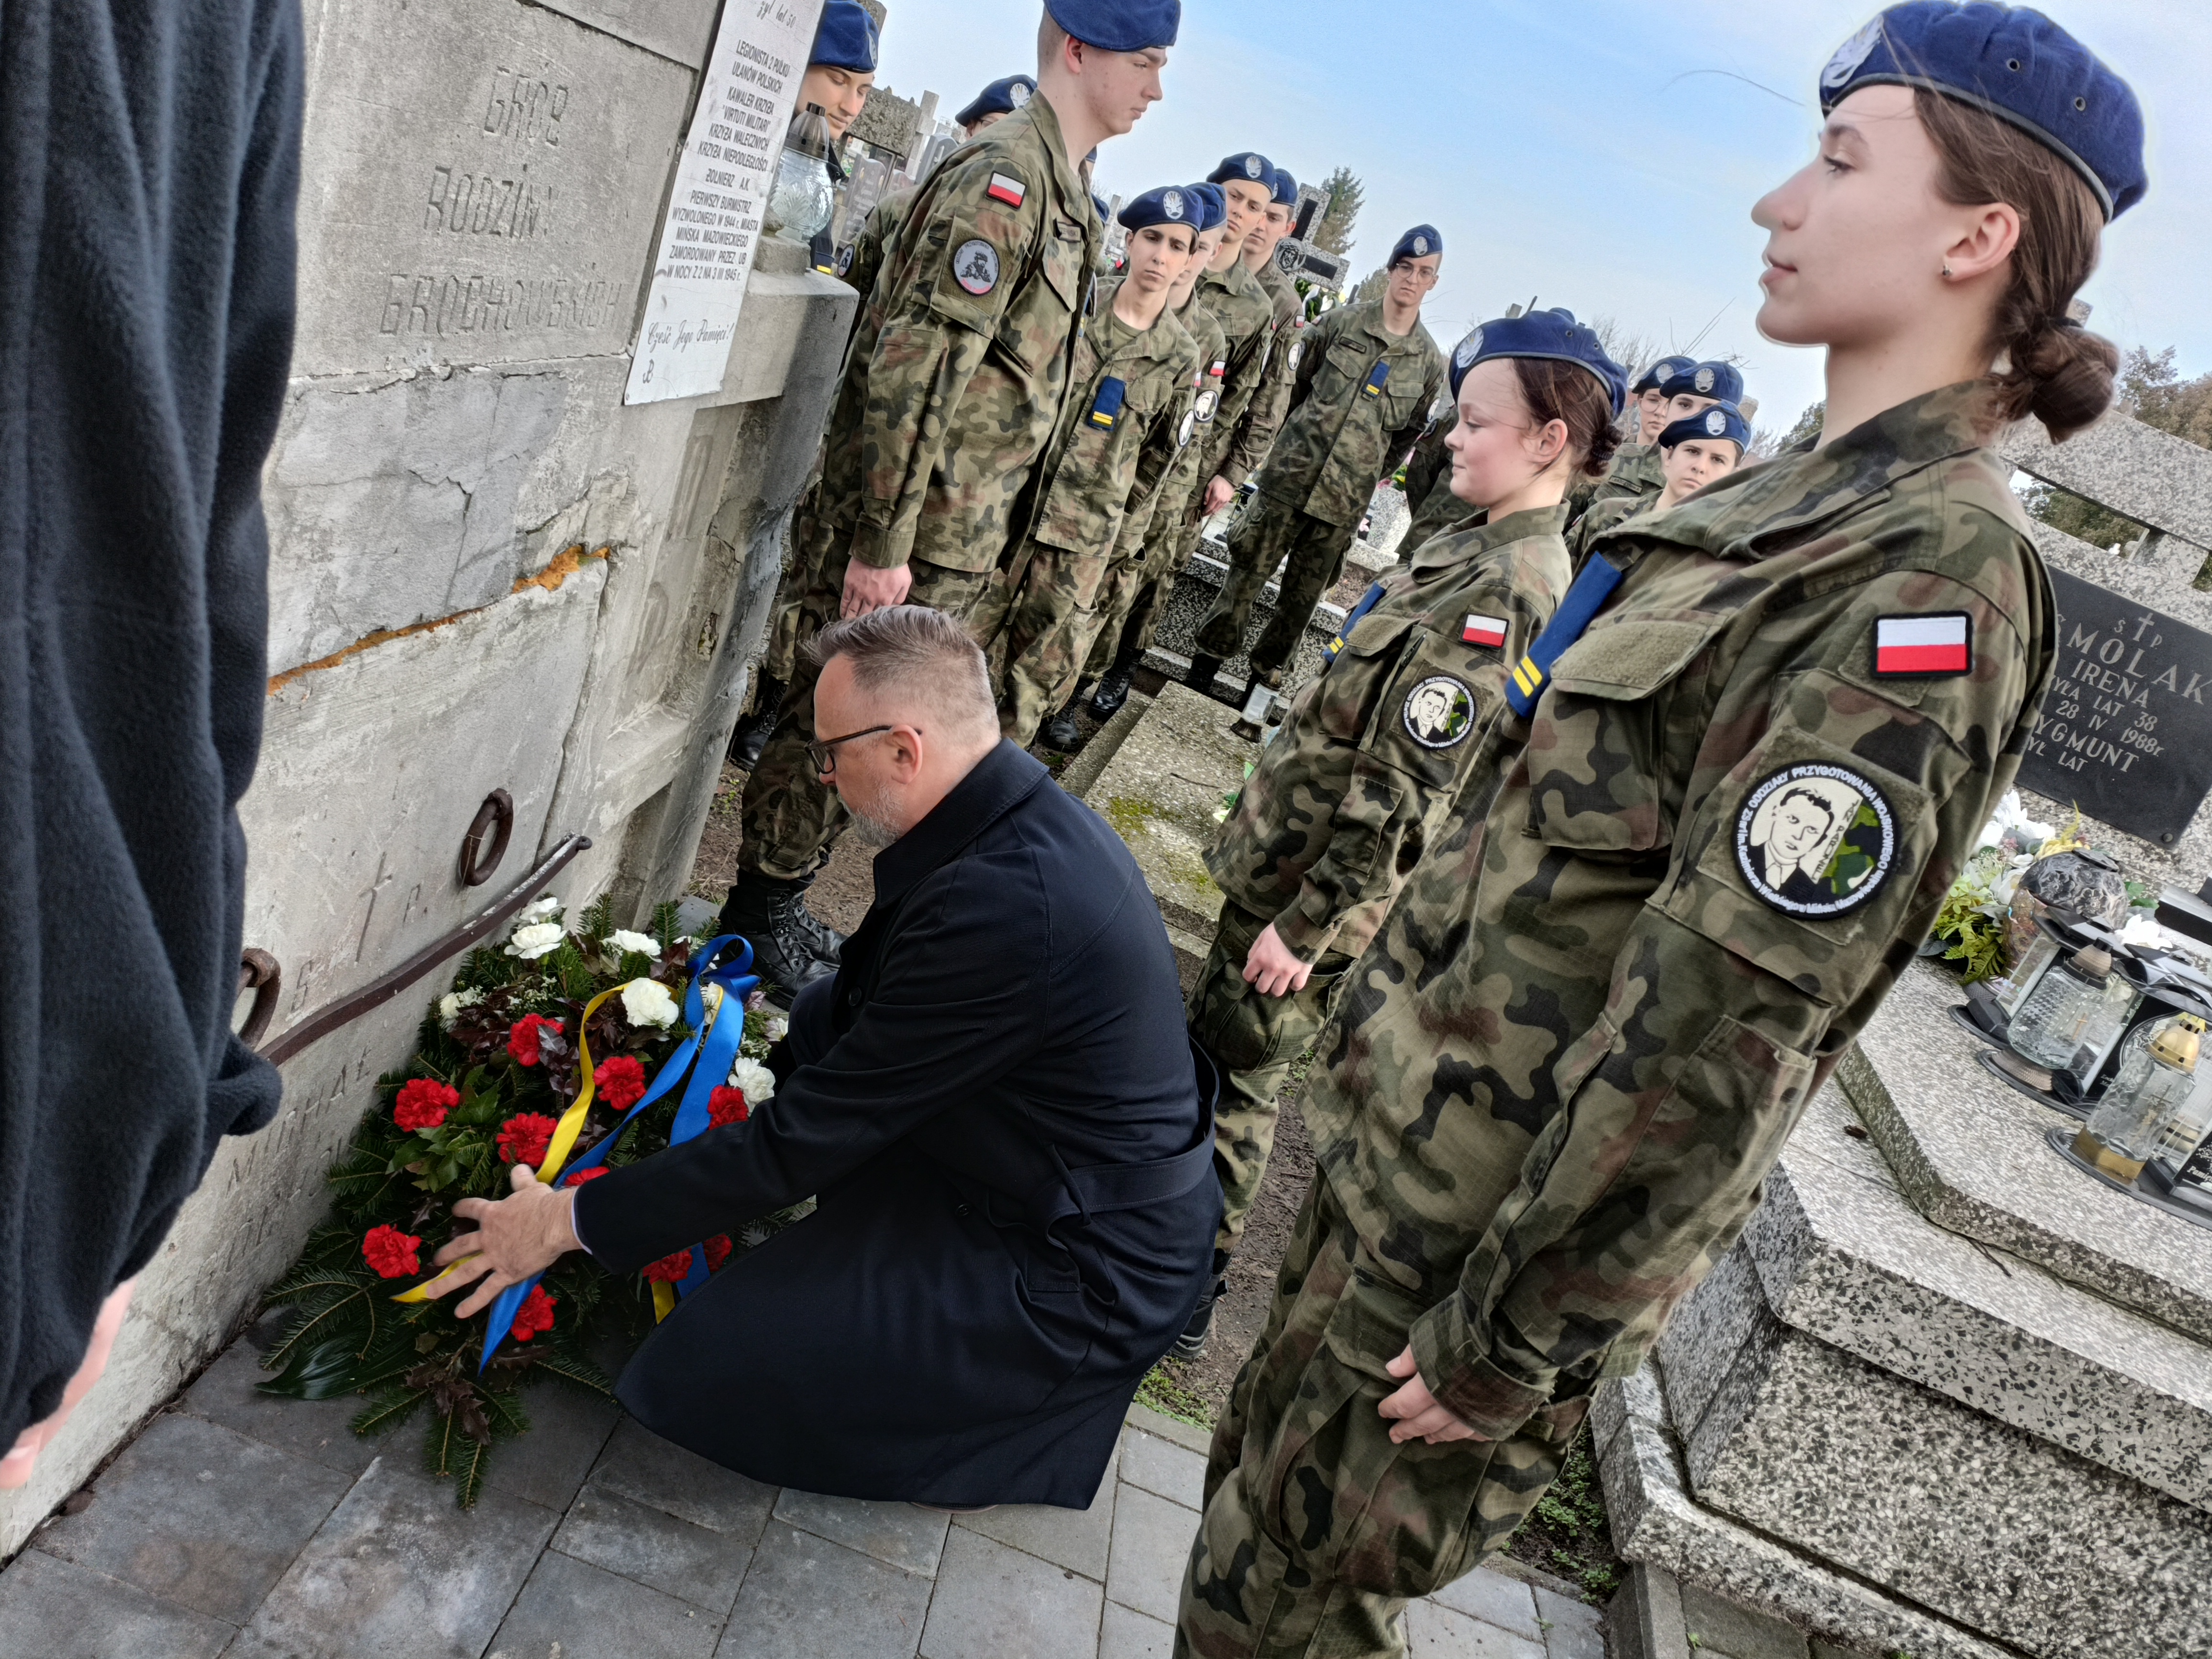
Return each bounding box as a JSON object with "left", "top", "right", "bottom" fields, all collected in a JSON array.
[
  {"left": 626, "top": 0, "right": 825, "bottom": 403},
  {"left": 2020, "top": 568, "right": 2212, "bottom": 844}
]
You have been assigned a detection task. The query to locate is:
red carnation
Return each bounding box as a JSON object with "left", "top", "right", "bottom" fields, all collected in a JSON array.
[
  {"left": 594, "top": 1055, "right": 647, "bottom": 1113},
  {"left": 703, "top": 1234, "right": 734, "bottom": 1272},
  {"left": 393, "top": 1077, "right": 459, "bottom": 1132},
  {"left": 641, "top": 1249, "right": 695, "bottom": 1284},
  {"left": 496, "top": 1112, "right": 559, "bottom": 1167},
  {"left": 362, "top": 1223, "right": 422, "bottom": 1280},
  {"left": 563, "top": 1166, "right": 609, "bottom": 1188},
  {"left": 509, "top": 1285, "right": 556, "bottom": 1342},
  {"left": 506, "top": 1014, "right": 563, "bottom": 1068},
  {"left": 707, "top": 1086, "right": 749, "bottom": 1128}
]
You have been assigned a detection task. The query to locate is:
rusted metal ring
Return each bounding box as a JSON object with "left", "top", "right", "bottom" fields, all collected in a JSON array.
[
  {"left": 238, "top": 950, "right": 282, "bottom": 1049},
  {"left": 460, "top": 790, "right": 515, "bottom": 887}
]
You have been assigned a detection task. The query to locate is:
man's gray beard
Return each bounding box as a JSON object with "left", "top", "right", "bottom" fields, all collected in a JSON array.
[{"left": 841, "top": 778, "right": 905, "bottom": 848}]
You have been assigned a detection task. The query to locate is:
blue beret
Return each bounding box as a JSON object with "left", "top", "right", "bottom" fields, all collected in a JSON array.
[
  {"left": 809, "top": 0, "right": 877, "bottom": 71},
  {"left": 1208, "top": 152, "right": 1275, "bottom": 189},
  {"left": 1450, "top": 309, "right": 1629, "bottom": 417},
  {"left": 1390, "top": 225, "right": 1442, "bottom": 265},
  {"left": 1184, "top": 182, "right": 1227, "bottom": 233},
  {"left": 1270, "top": 167, "right": 1298, "bottom": 207},
  {"left": 954, "top": 76, "right": 1035, "bottom": 129},
  {"left": 1819, "top": 3, "right": 2145, "bottom": 220},
  {"left": 1632, "top": 355, "right": 1696, "bottom": 396},
  {"left": 1120, "top": 185, "right": 1203, "bottom": 236},
  {"left": 1093, "top": 193, "right": 1112, "bottom": 227},
  {"left": 1659, "top": 360, "right": 1745, "bottom": 405},
  {"left": 1046, "top": 0, "right": 1180, "bottom": 52},
  {"left": 1659, "top": 401, "right": 1752, "bottom": 453}
]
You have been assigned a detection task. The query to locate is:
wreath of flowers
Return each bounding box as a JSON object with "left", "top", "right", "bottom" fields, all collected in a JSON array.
[{"left": 255, "top": 895, "right": 793, "bottom": 1506}]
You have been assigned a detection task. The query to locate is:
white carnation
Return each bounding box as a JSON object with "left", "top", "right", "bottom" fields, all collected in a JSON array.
[
  {"left": 607, "top": 929, "right": 662, "bottom": 959},
  {"left": 506, "top": 921, "right": 566, "bottom": 961},
  {"left": 438, "top": 986, "right": 484, "bottom": 1029},
  {"left": 765, "top": 1016, "right": 789, "bottom": 1045},
  {"left": 727, "top": 1056, "right": 776, "bottom": 1104},
  {"left": 621, "top": 977, "right": 680, "bottom": 1030},
  {"left": 518, "top": 896, "right": 563, "bottom": 925}
]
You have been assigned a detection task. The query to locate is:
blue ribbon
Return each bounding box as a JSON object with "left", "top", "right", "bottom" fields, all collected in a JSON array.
[
  {"left": 477, "top": 935, "right": 761, "bottom": 1370},
  {"left": 1323, "top": 580, "right": 1389, "bottom": 670},
  {"left": 1505, "top": 553, "right": 1625, "bottom": 718}
]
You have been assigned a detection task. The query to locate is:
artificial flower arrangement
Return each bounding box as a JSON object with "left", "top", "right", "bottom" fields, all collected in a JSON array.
[
  {"left": 255, "top": 893, "right": 789, "bottom": 1505},
  {"left": 1930, "top": 792, "right": 2162, "bottom": 981}
]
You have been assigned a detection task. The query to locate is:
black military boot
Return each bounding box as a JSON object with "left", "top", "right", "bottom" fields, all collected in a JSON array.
[
  {"left": 1039, "top": 703, "right": 1084, "bottom": 752},
  {"left": 725, "top": 675, "right": 785, "bottom": 772},
  {"left": 1172, "top": 1249, "right": 1232, "bottom": 1360},
  {"left": 717, "top": 873, "right": 837, "bottom": 1005},
  {"left": 1088, "top": 647, "right": 1141, "bottom": 718},
  {"left": 1183, "top": 652, "right": 1226, "bottom": 699}
]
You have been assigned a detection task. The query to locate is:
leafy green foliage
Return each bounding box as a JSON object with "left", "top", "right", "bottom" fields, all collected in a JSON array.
[
  {"left": 1514, "top": 1422, "right": 1621, "bottom": 1602},
  {"left": 1313, "top": 166, "right": 1362, "bottom": 257},
  {"left": 255, "top": 909, "right": 790, "bottom": 1505}
]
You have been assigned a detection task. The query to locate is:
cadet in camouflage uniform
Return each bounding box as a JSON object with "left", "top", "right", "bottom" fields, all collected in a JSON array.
[
  {"left": 1175, "top": 311, "right": 1625, "bottom": 1360},
  {"left": 1174, "top": 7, "right": 2144, "bottom": 1647},
  {"left": 1567, "top": 358, "right": 1741, "bottom": 531},
  {"left": 1047, "top": 185, "right": 1229, "bottom": 742},
  {"left": 720, "top": 0, "right": 1179, "bottom": 998},
  {"left": 974, "top": 186, "right": 1202, "bottom": 745},
  {"left": 1567, "top": 399, "right": 1751, "bottom": 563},
  {"left": 1224, "top": 166, "right": 1305, "bottom": 503},
  {"left": 1188, "top": 226, "right": 1447, "bottom": 700}
]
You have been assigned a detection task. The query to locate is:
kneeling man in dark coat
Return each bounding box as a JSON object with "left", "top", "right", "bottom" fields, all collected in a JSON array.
[{"left": 431, "top": 607, "right": 1219, "bottom": 1508}]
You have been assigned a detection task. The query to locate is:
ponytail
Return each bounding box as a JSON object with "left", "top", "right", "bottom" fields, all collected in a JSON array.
[{"left": 1914, "top": 88, "right": 2118, "bottom": 443}]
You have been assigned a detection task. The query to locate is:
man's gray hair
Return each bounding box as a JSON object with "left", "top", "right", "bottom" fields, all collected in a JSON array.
[{"left": 806, "top": 606, "right": 997, "bottom": 734}]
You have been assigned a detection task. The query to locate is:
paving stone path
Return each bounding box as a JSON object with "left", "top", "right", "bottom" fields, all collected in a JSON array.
[{"left": 0, "top": 1322, "right": 1607, "bottom": 1659}]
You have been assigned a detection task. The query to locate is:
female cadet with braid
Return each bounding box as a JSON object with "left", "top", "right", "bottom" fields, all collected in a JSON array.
[{"left": 1174, "top": 7, "right": 2143, "bottom": 1655}]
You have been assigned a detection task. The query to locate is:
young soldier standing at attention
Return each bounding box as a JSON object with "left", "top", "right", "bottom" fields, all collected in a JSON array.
[
  {"left": 1224, "top": 166, "right": 1306, "bottom": 499},
  {"left": 1570, "top": 398, "right": 1752, "bottom": 558},
  {"left": 1176, "top": 7, "right": 2136, "bottom": 1652},
  {"left": 1572, "top": 356, "right": 1746, "bottom": 524},
  {"left": 735, "top": 69, "right": 1043, "bottom": 773},
  {"left": 1187, "top": 227, "right": 1448, "bottom": 707},
  {"left": 1175, "top": 311, "right": 1625, "bottom": 1358},
  {"left": 1047, "top": 184, "right": 1229, "bottom": 746},
  {"left": 976, "top": 186, "right": 1203, "bottom": 745},
  {"left": 719, "top": 0, "right": 1180, "bottom": 999}
]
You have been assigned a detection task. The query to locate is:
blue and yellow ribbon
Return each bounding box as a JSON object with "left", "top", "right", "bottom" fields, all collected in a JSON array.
[{"left": 1504, "top": 553, "right": 1625, "bottom": 718}]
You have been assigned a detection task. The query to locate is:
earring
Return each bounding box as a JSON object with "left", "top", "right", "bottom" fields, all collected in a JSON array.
[{"left": 1941, "top": 263, "right": 1954, "bottom": 279}]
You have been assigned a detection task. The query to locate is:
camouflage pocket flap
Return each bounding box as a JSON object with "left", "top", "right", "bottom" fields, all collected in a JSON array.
[
  {"left": 1339, "top": 608, "right": 1417, "bottom": 658},
  {"left": 1550, "top": 616, "right": 1729, "bottom": 700}
]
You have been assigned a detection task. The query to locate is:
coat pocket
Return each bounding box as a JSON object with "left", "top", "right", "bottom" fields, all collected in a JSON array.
[{"left": 994, "top": 222, "right": 1083, "bottom": 377}]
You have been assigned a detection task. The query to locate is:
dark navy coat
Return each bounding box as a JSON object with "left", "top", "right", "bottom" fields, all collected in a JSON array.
[{"left": 576, "top": 742, "right": 1218, "bottom": 1506}]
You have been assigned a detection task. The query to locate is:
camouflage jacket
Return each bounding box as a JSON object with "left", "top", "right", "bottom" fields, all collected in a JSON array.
[
  {"left": 1397, "top": 408, "right": 1482, "bottom": 559},
  {"left": 1017, "top": 278, "right": 1200, "bottom": 560},
  {"left": 835, "top": 186, "right": 916, "bottom": 320},
  {"left": 1303, "top": 384, "right": 2054, "bottom": 1438},
  {"left": 1206, "top": 505, "right": 1572, "bottom": 963},
  {"left": 1565, "top": 440, "right": 1664, "bottom": 530},
  {"left": 1187, "top": 257, "right": 1277, "bottom": 489},
  {"left": 1218, "top": 260, "right": 1305, "bottom": 488},
  {"left": 1108, "top": 294, "right": 1226, "bottom": 571},
  {"left": 1566, "top": 488, "right": 1653, "bottom": 565},
  {"left": 1255, "top": 299, "right": 1445, "bottom": 528},
  {"left": 813, "top": 93, "right": 1101, "bottom": 573}
]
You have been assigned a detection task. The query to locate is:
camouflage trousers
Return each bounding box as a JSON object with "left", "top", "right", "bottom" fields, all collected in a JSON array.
[
  {"left": 737, "top": 550, "right": 999, "bottom": 880},
  {"left": 1089, "top": 498, "right": 1201, "bottom": 680},
  {"left": 1192, "top": 498, "right": 1357, "bottom": 678},
  {"left": 762, "top": 484, "right": 840, "bottom": 687},
  {"left": 1187, "top": 899, "right": 1352, "bottom": 1257},
  {"left": 1173, "top": 1174, "right": 1585, "bottom": 1659},
  {"left": 973, "top": 539, "right": 1114, "bottom": 746}
]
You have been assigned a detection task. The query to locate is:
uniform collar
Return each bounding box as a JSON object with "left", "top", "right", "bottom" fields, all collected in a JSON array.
[
  {"left": 1005, "top": 91, "right": 1089, "bottom": 227},
  {"left": 1407, "top": 501, "right": 1568, "bottom": 575},
  {"left": 1202, "top": 256, "right": 1263, "bottom": 304},
  {"left": 870, "top": 741, "right": 1049, "bottom": 907},
  {"left": 1603, "top": 383, "right": 1988, "bottom": 563},
  {"left": 1094, "top": 279, "right": 1184, "bottom": 365}
]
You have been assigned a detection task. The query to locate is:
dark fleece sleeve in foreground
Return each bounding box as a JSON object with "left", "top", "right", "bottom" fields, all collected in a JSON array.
[
  {"left": 576, "top": 852, "right": 1048, "bottom": 1272},
  {"left": 0, "top": 0, "right": 300, "bottom": 1451}
]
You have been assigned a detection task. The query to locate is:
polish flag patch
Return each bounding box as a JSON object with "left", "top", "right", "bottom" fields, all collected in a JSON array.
[
  {"left": 986, "top": 172, "right": 1027, "bottom": 208},
  {"left": 1462, "top": 613, "right": 1509, "bottom": 649},
  {"left": 1873, "top": 613, "right": 1971, "bottom": 676}
]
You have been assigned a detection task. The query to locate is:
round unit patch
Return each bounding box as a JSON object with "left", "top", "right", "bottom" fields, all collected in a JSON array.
[
  {"left": 1275, "top": 239, "right": 1301, "bottom": 275},
  {"left": 1287, "top": 342, "right": 1304, "bottom": 373},
  {"left": 1693, "top": 365, "right": 1715, "bottom": 393},
  {"left": 1733, "top": 763, "right": 1897, "bottom": 917},
  {"left": 1177, "top": 408, "right": 1197, "bottom": 449},
  {"left": 1402, "top": 676, "right": 1475, "bottom": 749},
  {"left": 1195, "top": 387, "right": 1219, "bottom": 423},
  {"left": 1821, "top": 18, "right": 1885, "bottom": 91},
  {"left": 1163, "top": 188, "right": 1185, "bottom": 220},
  {"left": 1703, "top": 407, "right": 1727, "bottom": 435},
  {"left": 834, "top": 245, "right": 855, "bottom": 277},
  {"left": 952, "top": 240, "right": 1000, "bottom": 297}
]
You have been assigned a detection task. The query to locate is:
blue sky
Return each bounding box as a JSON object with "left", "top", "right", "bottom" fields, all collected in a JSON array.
[{"left": 870, "top": 0, "right": 2207, "bottom": 434}]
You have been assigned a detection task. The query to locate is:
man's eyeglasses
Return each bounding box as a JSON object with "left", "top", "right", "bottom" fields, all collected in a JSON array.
[{"left": 804, "top": 724, "right": 902, "bottom": 774}]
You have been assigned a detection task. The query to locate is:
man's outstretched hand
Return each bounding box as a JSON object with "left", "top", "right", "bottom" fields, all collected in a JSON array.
[
  {"left": 841, "top": 559, "right": 912, "bottom": 619},
  {"left": 1379, "top": 1346, "right": 1487, "bottom": 1445},
  {"left": 426, "top": 1165, "right": 583, "bottom": 1318}
]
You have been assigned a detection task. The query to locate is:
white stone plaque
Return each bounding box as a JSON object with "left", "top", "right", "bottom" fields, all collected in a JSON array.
[{"left": 626, "top": 0, "right": 824, "bottom": 404}]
